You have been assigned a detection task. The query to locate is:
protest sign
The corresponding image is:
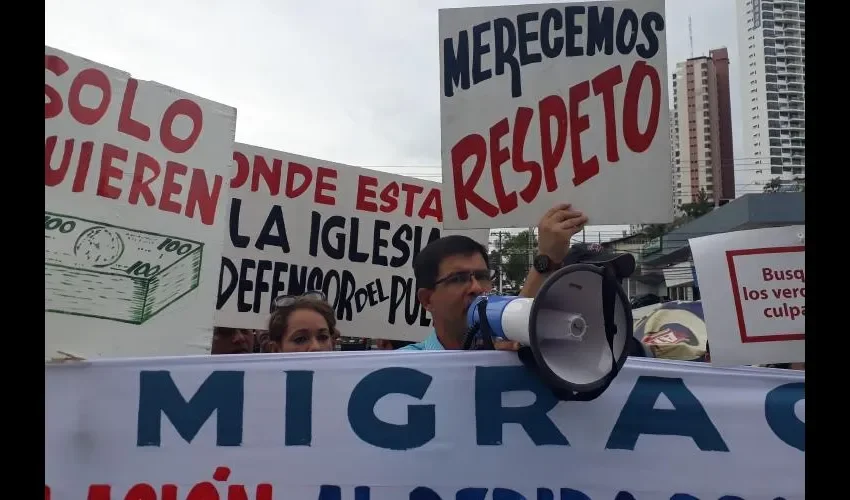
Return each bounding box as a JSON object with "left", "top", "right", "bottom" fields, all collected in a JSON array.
[
  {"left": 215, "top": 144, "right": 489, "bottom": 340},
  {"left": 690, "top": 226, "right": 805, "bottom": 366},
  {"left": 438, "top": 0, "right": 673, "bottom": 230},
  {"left": 46, "top": 352, "right": 805, "bottom": 499},
  {"left": 45, "top": 46, "right": 237, "bottom": 360}
]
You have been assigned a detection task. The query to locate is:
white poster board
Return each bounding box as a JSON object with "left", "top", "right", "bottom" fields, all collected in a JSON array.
[
  {"left": 690, "top": 226, "right": 805, "bottom": 366},
  {"left": 46, "top": 353, "right": 805, "bottom": 499},
  {"left": 438, "top": 0, "right": 673, "bottom": 229},
  {"left": 45, "top": 46, "right": 237, "bottom": 360},
  {"left": 215, "top": 144, "right": 489, "bottom": 341}
]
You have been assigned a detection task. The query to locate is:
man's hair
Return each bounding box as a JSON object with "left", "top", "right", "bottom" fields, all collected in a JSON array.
[
  {"left": 413, "top": 235, "right": 489, "bottom": 289},
  {"left": 267, "top": 297, "right": 339, "bottom": 343}
]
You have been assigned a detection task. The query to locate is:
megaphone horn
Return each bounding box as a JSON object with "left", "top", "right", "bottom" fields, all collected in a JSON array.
[{"left": 466, "top": 262, "right": 634, "bottom": 400}]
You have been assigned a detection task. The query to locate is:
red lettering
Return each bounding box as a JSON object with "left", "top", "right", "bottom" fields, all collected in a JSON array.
[
  {"left": 44, "top": 485, "right": 50, "bottom": 500},
  {"left": 314, "top": 167, "right": 337, "bottom": 205},
  {"left": 451, "top": 133, "right": 498, "bottom": 220},
  {"left": 159, "top": 161, "right": 187, "bottom": 214},
  {"left": 69, "top": 68, "right": 112, "bottom": 126},
  {"left": 623, "top": 61, "right": 661, "bottom": 153},
  {"left": 419, "top": 188, "right": 443, "bottom": 221},
  {"left": 512, "top": 107, "right": 541, "bottom": 203},
  {"left": 286, "top": 162, "right": 312, "bottom": 198},
  {"left": 160, "top": 99, "right": 203, "bottom": 154},
  {"left": 489, "top": 117, "right": 517, "bottom": 213},
  {"left": 379, "top": 181, "right": 400, "bottom": 213},
  {"left": 539, "top": 95, "right": 567, "bottom": 192},
  {"left": 400, "top": 183, "right": 424, "bottom": 217},
  {"left": 117, "top": 78, "right": 151, "bottom": 142},
  {"left": 45, "top": 55, "right": 69, "bottom": 119},
  {"left": 128, "top": 153, "right": 161, "bottom": 206},
  {"left": 73, "top": 142, "right": 95, "bottom": 192},
  {"left": 97, "top": 144, "right": 127, "bottom": 199},
  {"left": 356, "top": 175, "right": 379, "bottom": 211},
  {"left": 569, "top": 80, "right": 598, "bottom": 186},
  {"left": 231, "top": 151, "right": 250, "bottom": 188},
  {"left": 186, "top": 170, "right": 223, "bottom": 226},
  {"left": 252, "top": 155, "right": 282, "bottom": 195},
  {"left": 45, "top": 136, "right": 74, "bottom": 187},
  {"left": 592, "top": 65, "right": 624, "bottom": 162},
  {"left": 124, "top": 483, "right": 157, "bottom": 500},
  {"left": 87, "top": 485, "right": 111, "bottom": 500}
]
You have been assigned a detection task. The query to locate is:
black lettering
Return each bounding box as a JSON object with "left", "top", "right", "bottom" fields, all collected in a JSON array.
[
  {"left": 307, "top": 267, "right": 324, "bottom": 292},
  {"left": 637, "top": 11, "right": 665, "bottom": 58},
  {"left": 517, "top": 12, "right": 542, "bottom": 66},
  {"left": 540, "top": 8, "right": 564, "bottom": 58},
  {"left": 355, "top": 287, "right": 369, "bottom": 313},
  {"left": 322, "top": 215, "right": 346, "bottom": 260},
  {"left": 216, "top": 257, "right": 238, "bottom": 309},
  {"left": 336, "top": 270, "right": 357, "bottom": 321},
  {"left": 270, "top": 261, "right": 289, "bottom": 312},
  {"left": 564, "top": 6, "right": 585, "bottom": 56},
  {"left": 237, "top": 259, "right": 255, "bottom": 313},
  {"left": 443, "top": 31, "right": 471, "bottom": 97},
  {"left": 587, "top": 6, "right": 615, "bottom": 56},
  {"left": 256, "top": 205, "right": 290, "bottom": 252},
  {"left": 375, "top": 278, "right": 389, "bottom": 303},
  {"left": 228, "top": 199, "right": 249, "bottom": 248},
  {"left": 347, "top": 217, "right": 369, "bottom": 263},
  {"left": 372, "top": 220, "right": 391, "bottom": 266},
  {"left": 390, "top": 225, "right": 412, "bottom": 268},
  {"left": 322, "top": 270, "right": 341, "bottom": 305},
  {"left": 288, "top": 264, "right": 308, "bottom": 295},
  {"left": 493, "top": 17, "right": 522, "bottom": 98},
  {"left": 616, "top": 9, "right": 639, "bottom": 54},
  {"left": 471, "top": 22, "right": 492, "bottom": 84},
  {"left": 366, "top": 281, "right": 380, "bottom": 307},
  {"left": 389, "top": 276, "right": 430, "bottom": 327},
  {"left": 308, "top": 211, "right": 321, "bottom": 256},
  {"left": 416, "top": 227, "right": 442, "bottom": 263},
  {"left": 253, "top": 260, "right": 272, "bottom": 313}
]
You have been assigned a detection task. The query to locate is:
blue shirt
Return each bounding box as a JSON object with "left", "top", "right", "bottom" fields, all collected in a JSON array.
[{"left": 399, "top": 330, "right": 444, "bottom": 351}]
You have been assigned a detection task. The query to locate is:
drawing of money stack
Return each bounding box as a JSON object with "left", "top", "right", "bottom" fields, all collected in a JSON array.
[{"left": 45, "top": 212, "right": 204, "bottom": 325}]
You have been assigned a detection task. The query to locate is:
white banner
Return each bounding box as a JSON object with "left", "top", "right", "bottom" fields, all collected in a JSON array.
[
  {"left": 46, "top": 353, "right": 804, "bottom": 499},
  {"left": 45, "top": 46, "right": 237, "bottom": 360},
  {"left": 214, "top": 144, "right": 489, "bottom": 341},
  {"left": 438, "top": 0, "right": 673, "bottom": 229}
]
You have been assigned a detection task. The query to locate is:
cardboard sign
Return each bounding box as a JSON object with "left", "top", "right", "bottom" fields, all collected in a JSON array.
[
  {"left": 438, "top": 0, "right": 673, "bottom": 229},
  {"left": 690, "top": 226, "right": 805, "bottom": 366},
  {"left": 45, "top": 46, "right": 237, "bottom": 360},
  {"left": 46, "top": 353, "right": 805, "bottom": 499},
  {"left": 215, "top": 144, "right": 489, "bottom": 341}
]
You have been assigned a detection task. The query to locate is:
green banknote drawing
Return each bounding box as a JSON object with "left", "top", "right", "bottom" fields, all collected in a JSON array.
[{"left": 45, "top": 212, "right": 204, "bottom": 325}]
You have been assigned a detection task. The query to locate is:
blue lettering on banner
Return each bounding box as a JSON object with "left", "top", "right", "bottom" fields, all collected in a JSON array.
[
  {"left": 475, "top": 366, "right": 569, "bottom": 446},
  {"left": 443, "top": 7, "right": 665, "bottom": 98},
  {"left": 285, "top": 370, "right": 314, "bottom": 446},
  {"left": 765, "top": 382, "right": 805, "bottom": 452},
  {"left": 348, "top": 367, "right": 436, "bottom": 450},
  {"left": 317, "top": 486, "right": 773, "bottom": 499},
  {"left": 136, "top": 370, "right": 244, "bottom": 447},
  {"left": 606, "top": 376, "right": 729, "bottom": 452}
]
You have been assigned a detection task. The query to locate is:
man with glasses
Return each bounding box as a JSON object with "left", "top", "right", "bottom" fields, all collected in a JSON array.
[{"left": 401, "top": 203, "right": 587, "bottom": 351}]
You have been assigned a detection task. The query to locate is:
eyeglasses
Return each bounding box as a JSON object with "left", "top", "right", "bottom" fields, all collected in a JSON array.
[
  {"left": 273, "top": 290, "right": 327, "bottom": 308},
  {"left": 433, "top": 269, "right": 496, "bottom": 287}
]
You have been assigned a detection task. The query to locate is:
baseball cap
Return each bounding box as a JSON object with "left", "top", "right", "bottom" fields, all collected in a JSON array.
[{"left": 562, "top": 242, "right": 636, "bottom": 280}]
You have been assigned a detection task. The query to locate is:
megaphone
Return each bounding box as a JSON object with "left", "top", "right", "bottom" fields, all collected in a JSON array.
[{"left": 465, "top": 246, "right": 636, "bottom": 401}]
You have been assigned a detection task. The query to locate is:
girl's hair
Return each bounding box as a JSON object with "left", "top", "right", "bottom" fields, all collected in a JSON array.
[{"left": 267, "top": 296, "right": 340, "bottom": 344}]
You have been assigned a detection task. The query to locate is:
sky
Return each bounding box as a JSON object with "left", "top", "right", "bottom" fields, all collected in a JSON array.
[{"left": 45, "top": 0, "right": 742, "bottom": 243}]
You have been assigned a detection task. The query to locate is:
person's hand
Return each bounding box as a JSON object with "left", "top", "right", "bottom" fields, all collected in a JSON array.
[{"left": 536, "top": 203, "right": 588, "bottom": 264}]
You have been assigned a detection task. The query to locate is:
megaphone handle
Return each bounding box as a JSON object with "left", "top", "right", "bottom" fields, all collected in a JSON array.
[
  {"left": 601, "top": 266, "right": 620, "bottom": 379},
  {"left": 475, "top": 299, "right": 496, "bottom": 350}
]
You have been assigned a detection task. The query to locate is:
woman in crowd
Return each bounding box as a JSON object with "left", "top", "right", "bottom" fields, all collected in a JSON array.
[{"left": 262, "top": 291, "right": 339, "bottom": 353}]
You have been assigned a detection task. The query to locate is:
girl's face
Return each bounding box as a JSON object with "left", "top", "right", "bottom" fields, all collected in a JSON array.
[{"left": 280, "top": 308, "right": 335, "bottom": 353}]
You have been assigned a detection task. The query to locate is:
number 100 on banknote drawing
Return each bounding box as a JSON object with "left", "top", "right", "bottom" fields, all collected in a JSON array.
[{"left": 45, "top": 212, "right": 204, "bottom": 325}]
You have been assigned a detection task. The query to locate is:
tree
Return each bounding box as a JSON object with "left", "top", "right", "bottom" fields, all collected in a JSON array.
[
  {"left": 763, "top": 177, "right": 782, "bottom": 193},
  {"left": 498, "top": 230, "right": 537, "bottom": 285},
  {"left": 679, "top": 189, "right": 713, "bottom": 219}
]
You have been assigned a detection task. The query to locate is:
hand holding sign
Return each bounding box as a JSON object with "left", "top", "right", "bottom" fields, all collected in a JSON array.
[{"left": 538, "top": 204, "right": 588, "bottom": 263}]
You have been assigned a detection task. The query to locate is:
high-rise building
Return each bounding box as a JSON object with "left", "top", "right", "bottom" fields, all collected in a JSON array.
[
  {"left": 736, "top": 0, "right": 805, "bottom": 192},
  {"left": 670, "top": 48, "right": 736, "bottom": 208}
]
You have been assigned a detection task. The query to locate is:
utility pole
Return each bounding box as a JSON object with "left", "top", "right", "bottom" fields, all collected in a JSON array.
[{"left": 497, "top": 231, "right": 504, "bottom": 293}]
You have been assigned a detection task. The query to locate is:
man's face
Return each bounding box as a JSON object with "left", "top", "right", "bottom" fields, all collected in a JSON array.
[
  {"left": 211, "top": 328, "right": 255, "bottom": 355},
  {"left": 417, "top": 252, "right": 492, "bottom": 345}
]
